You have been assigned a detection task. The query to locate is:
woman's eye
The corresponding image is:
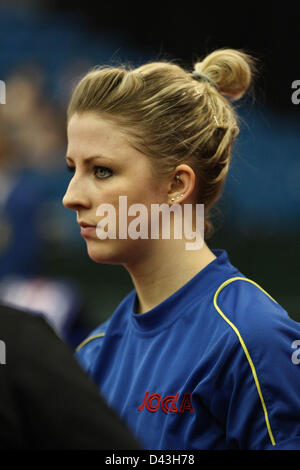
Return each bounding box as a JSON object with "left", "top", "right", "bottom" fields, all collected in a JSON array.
[
  {"left": 94, "top": 166, "right": 113, "bottom": 179},
  {"left": 65, "top": 164, "right": 112, "bottom": 179}
]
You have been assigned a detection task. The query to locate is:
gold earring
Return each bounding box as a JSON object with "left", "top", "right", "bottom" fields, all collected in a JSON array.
[{"left": 170, "top": 194, "right": 184, "bottom": 203}]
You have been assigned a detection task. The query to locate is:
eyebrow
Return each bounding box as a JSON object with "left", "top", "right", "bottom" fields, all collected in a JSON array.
[{"left": 65, "top": 154, "right": 114, "bottom": 163}]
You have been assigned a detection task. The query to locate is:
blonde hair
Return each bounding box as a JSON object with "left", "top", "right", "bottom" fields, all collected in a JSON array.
[{"left": 67, "top": 48, "right": 257, "bottom": 239}]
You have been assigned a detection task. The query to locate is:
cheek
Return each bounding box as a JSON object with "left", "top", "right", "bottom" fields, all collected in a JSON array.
[
  {"left": 128, "top": 179, "right": 166, "bottom": 206},
  {"left": 93, "top": 189, "right": 120, "bottom": 223},
  {"left": 93, "top": 178, "right": 165, "bottom": 233}
]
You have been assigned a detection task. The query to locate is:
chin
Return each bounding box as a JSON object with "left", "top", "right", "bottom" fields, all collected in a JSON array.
[
  {"left": 87, "top": 248, "right": 121, "bottom": 265},
  {"left": 86, "top": 239, "right": 146, "bottom": 266},
  {"left": 85, "top": 240, "right": 125, "bottom": 265}
]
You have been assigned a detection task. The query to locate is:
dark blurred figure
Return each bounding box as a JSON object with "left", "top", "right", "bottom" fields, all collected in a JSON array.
[{"left": 0, "top": 302, "right": 141, "bottom": 450}]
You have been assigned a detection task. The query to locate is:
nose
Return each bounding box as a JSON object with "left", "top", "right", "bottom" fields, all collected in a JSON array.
[{"left": 62, "top": 175, "right": 90, "bottom": 211}]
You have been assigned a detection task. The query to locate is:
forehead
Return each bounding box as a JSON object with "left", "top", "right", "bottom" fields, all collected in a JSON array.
[{"left": 66, "top": 112, "right": 144, "bottom": 165}]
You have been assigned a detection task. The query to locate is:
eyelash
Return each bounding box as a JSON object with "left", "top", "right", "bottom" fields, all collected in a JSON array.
[{"left": 66, "top": 165, "right": 113, "bottom": 180}]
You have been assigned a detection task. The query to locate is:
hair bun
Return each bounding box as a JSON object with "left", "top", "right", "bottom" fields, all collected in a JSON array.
[{"left": 193, "top": 48, "right": 257, "bottom": 101}]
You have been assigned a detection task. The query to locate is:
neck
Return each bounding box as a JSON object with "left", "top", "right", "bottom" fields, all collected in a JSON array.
[{"left": 123, "top": 239, "right": 216, "bottom": 314}]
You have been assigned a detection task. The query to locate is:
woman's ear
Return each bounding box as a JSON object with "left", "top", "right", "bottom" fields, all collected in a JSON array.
[{"left": 167, "top": 164, "right": 196, "bottom": 205}]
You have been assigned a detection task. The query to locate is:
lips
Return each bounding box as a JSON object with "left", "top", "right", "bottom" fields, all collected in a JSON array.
[
  {"left": 80, "top": 226, "right": 96, "bottom": 237},
  {"left": 78, "top": 221, "right": 96, "bottom": 228},
  {"left": 78, "top": 221, "right": 96, "bottom": 237}
]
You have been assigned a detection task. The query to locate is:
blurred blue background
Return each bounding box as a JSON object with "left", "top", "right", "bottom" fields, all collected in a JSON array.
[{"left": 0, "top": 1, "right": 299, "bottom": 347}]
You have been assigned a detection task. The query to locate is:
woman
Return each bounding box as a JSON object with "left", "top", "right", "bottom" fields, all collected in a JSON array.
[{"left": 63, "top": 48, "right": 300, "bottom": 450}]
